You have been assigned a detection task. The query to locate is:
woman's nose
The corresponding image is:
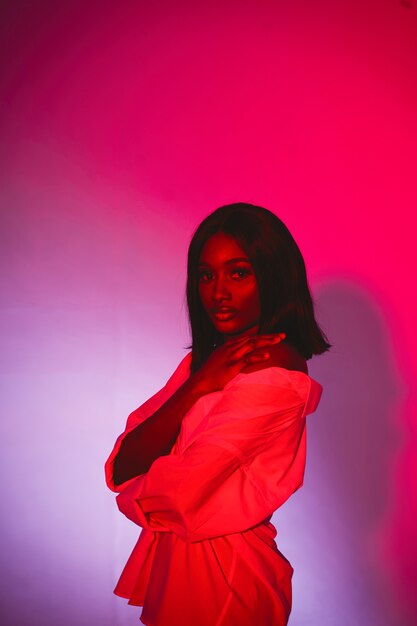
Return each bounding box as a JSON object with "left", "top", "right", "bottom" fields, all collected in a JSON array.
[{"left": 212, "top": 278, "right": 231, "bottom": 301}]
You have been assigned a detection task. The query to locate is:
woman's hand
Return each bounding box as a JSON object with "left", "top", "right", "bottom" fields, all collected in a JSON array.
[{"left": 190, "top": 333, "right": 286, "bottom": 395}]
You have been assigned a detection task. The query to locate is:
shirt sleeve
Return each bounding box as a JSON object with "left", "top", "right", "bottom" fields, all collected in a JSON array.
[
  {"left": 105, "top": 353, "right": 192, "bottom": 492},
  {"left": 115, "top": 367, "right": 323, "bottom": 543}
]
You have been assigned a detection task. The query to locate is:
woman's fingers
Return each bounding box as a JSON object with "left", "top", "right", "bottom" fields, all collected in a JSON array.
[
  {"left": 199, "top": 333, "right": 286, "bottom": 392},
  {"left": 226, "top": 333, "right": 285, "bottom": 352},
  {"left": 227, "top": 333, "right": 286, "bottom": 363},
  {"left": 246, "top": 351, "right": 270, "bottom": 362},
  {"left": 249, "top": 334, "right": 285, "bottom": 348},
  {"left": 246, "top": 333, "right": 285, "bottom": 349}
]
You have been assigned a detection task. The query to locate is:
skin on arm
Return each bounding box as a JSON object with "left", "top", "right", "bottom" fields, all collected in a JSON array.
[
  {"left": 112, "top": 334, "right": 285, "bottom": 486},
  {"left": 113, "top": 375, "right": 205, "bottom": 487}
]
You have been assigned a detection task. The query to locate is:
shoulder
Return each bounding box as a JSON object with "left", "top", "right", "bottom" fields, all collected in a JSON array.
[{"left": 242, "top": 341, "right": 308, "bottom": 375}]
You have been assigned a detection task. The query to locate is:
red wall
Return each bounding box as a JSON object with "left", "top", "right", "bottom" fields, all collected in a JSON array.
[{"left": 1, "top": 2, "right": 416, "bottom": 624}]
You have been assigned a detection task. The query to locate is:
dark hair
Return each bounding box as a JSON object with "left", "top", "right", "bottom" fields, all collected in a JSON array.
[{"left": 186, "top": 202, "right": 330, "bottom": 372}]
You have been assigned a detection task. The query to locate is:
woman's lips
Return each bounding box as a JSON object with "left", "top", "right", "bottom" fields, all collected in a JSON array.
[{"left": 212, "top": 309, "right": 236, "bottom": 321}]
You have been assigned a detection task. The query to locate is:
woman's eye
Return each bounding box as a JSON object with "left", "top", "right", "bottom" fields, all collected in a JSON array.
[
  {"left": 198, "top": 271, "right": 214, "bottom": 282},
  {"left": 231, "top": 268, "right": 250, "bottom": 279}
]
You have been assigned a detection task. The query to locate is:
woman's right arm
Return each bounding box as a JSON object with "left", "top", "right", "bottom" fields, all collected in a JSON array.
[
  {"left": 116, "top": 364, "right": 322, "bottom": 542},
  {"left": 112, "top": 376, "right": 206, "bottom": 486},
  {"left": 112, "top": 333, "right": 285, "bottom": 486}
]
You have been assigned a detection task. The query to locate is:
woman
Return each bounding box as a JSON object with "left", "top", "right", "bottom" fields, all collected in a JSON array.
[{"left": 105, "top": 203, "right": 330, "bottom": 626}]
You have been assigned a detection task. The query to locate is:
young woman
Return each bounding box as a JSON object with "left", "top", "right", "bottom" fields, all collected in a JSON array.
[{"left": 105, "top": 203, "right": 330, "bottom": 626}]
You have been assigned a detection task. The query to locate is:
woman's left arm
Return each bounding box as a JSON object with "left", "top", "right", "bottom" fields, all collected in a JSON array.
[{"left": 115, "top": 369, "right": 322, "bottom": 542}]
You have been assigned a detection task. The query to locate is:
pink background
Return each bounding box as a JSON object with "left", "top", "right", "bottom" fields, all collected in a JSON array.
[{"left": 1, "top": 2, "right": 416, "bottom": 624}]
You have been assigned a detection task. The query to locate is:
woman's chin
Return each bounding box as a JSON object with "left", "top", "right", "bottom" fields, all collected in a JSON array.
[{"left": 216, "top": 323, "right": 260, "bottom": 340}]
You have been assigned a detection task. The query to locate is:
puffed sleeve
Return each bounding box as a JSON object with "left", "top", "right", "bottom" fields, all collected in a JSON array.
[
  {"left": 105, "top": 353, "right": 192, "bottom": 492},
  {"left": 115, "top": 367, "right": 323, "bottom": 542}
]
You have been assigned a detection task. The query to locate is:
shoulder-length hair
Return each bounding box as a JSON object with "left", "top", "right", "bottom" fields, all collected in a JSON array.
[{"left": 186, "top": 202, "right": 330, "bottom": 373}]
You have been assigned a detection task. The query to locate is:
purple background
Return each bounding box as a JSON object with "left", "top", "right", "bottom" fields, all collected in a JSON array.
[{"left": 1, "top": 2, "right": 416, "bottom": 624}]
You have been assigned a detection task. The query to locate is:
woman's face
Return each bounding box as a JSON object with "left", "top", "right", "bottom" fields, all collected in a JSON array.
[{"left": 198, "top": 232, "right": 261, "bottom": 341}]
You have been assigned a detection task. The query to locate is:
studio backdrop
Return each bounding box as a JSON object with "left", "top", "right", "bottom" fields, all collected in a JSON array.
[{"left": 0, "top": 2, "right": 416, "bottom": 625}]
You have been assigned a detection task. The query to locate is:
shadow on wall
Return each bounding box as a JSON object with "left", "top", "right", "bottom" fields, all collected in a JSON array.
[{"left": 303, "top": 279, "right": 413, "bottom": 626}]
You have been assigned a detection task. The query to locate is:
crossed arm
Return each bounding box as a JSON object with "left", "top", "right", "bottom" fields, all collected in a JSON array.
[{"left": 112, "top": 338, "right": 307, "bottom": 487}]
